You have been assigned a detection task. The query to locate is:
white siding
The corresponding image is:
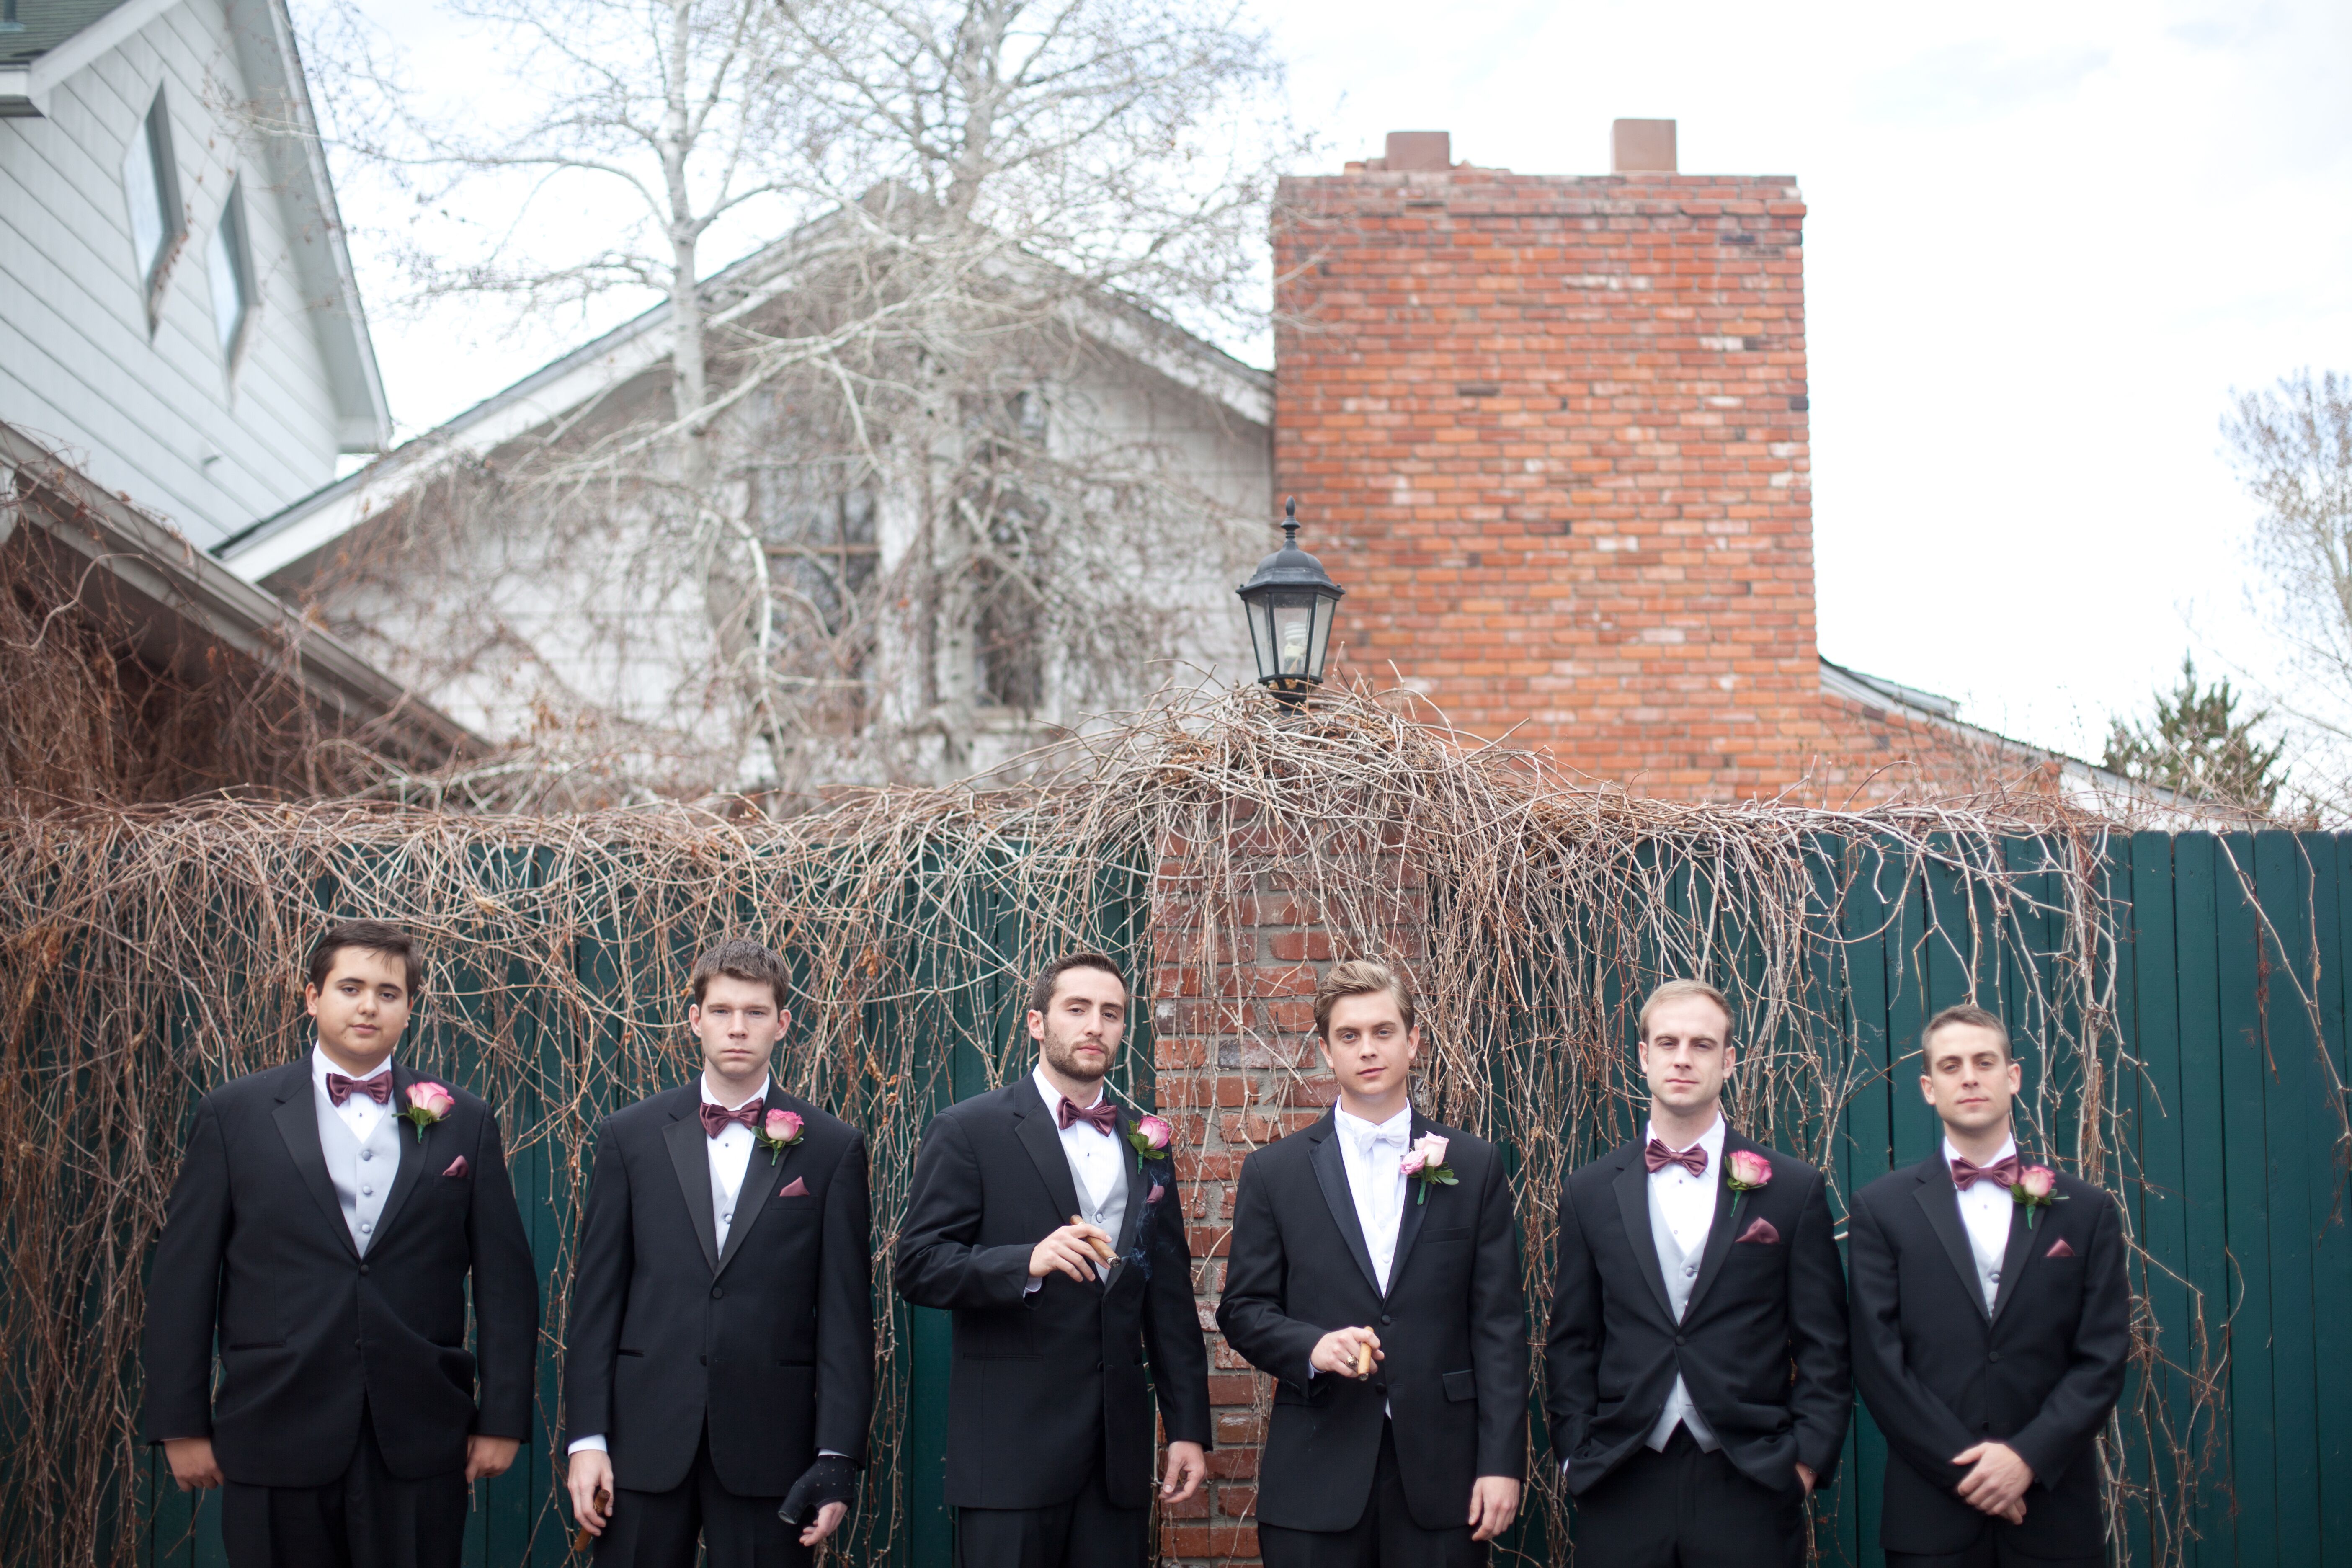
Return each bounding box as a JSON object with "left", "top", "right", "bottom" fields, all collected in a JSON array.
[{"left": 0, "top": 0, "right": 346, "bottom": 546}]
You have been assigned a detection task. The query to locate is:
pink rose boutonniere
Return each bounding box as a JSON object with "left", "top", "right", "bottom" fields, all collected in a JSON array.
[
  {"left": 1399, "top": 1133, "right": 1457, "bottom": 1205},
  {"left": 1124, "top": 1114, "right": 1173, "bottom": 1171},
  {"left": 1725, "top": 1146, "right": 1772, "bottom": 1223},
  {"left": 400, "top": 1081, "right": 454, "bottom": 1143},
  {"left": 757, "top": 1109, "right": 805, "bottom": 1165},
  {"left": 2012, "top": 1164, "right": 2063, "bottom": 1228}
]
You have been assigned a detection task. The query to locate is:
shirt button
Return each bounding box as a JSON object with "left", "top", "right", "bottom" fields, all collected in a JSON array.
[
  {"left": 1990, "top": 1270, "right": 2001, "bottom": 1282},
  {"left": 361, "top": 1186, "right": 373, "bottom": 1197},
  {"left": 721, "top": 1212, "right": 732, "bottom": 1224},
  {"left": 360, "top": 1150, "right": 373, "bottom": 1161},
  {"left": 1684, "top": 1264, "right": 1698, "bottom": 1277},
  {"left": 359, "top": 1222, "right": 372, "bottom": 1233}
]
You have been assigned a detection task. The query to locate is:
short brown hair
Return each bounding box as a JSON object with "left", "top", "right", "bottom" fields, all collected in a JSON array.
[
  {"left": 1313, "top": 959, "right": 1416, "bottom": 1039},
  {"left": 1638, "top": 978, "right": 1733, "bottom": 1039},
  {"left": 690, "top": 939, "right": 792, "bottom": 1009},
  {"left": 1027, "top": 953, "right": 1126, "bottom": 1020},
  {"left": 307, "top": 920, "right": 422, "bottom": 998},
  {"left": 1922, "top": 1003, "right": 2009, "bottom": 1059}
]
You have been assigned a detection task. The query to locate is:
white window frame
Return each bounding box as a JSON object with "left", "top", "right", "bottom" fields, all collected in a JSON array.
[
  {"left": 206, "top": 178, "right": 255, "bottom": 366},
  {"left": 119, "top": 87, "right": 183, "bottom": 330}
]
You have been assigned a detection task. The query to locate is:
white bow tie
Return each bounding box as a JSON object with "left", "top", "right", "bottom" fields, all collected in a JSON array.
[{"left": 1352, "top": 1125, "right": 1408, "bottom": 1160}]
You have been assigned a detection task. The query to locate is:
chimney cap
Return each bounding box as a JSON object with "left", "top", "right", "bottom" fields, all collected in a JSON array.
[
  {"left": 1384, "top": 131, "right": 1451, "bottom": 172},
  {"left": 1611, "top": 119, "right": 1676, "bottom": 173}
]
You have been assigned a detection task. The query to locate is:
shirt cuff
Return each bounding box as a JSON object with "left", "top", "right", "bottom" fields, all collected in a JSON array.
[
  {"left": 568, "top": 1435, "right": 608, "bottom": 1455},
  {"left": 819, "top": 1450, "right": 847, "bottom": 1460},
  {"left": 1023, "top": 1277, "right": 1042, "bottom": 1297}
]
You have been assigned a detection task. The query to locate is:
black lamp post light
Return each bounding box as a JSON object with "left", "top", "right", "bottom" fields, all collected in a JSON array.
[{"left": 1236, "top": 496, "right": 1346, "bottom": 705}]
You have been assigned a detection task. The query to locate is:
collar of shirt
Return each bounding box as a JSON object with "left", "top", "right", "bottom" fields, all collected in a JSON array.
[
  {"left": 1032, "top": 1062, "right": 1106, "bottom": 1119},
  {"left": 1943, "top": 1133, "right": 2019, "bottom": 1176},
  {"left": 312, "top": 1042, "right": 395, "bottom": 1128},
  {"left": 701, "top": 1074, "right": 771, "bottom": 1115}
]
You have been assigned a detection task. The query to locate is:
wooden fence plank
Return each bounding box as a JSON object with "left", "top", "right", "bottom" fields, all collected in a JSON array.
[
  {"left": 2318, "top": 835, "right": 2352, "bottom": 1564},
  {"left": 2169, "top": 833, "right": 2234, "bottom": 1567},
  {"left": 2214, "top": 833, "right": 2277, "bottom": 1566},
  {"left": 2253, "top": 832, "right": 2322, "bottom": 1563}
]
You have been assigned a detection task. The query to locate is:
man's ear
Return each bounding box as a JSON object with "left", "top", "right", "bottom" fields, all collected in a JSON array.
[
  {"left": 1920, "top": 1074, "right": 1938, "bottom": 1106},
  {"left": 304, "top": 983, "right": 320, "bottom": 1019},
  {"left": 687, "top": 1003, "right": 702, "bottom": 1031},
  {"left": 1026, "top": 1008, "right": 1045, "bottom": 1043}
]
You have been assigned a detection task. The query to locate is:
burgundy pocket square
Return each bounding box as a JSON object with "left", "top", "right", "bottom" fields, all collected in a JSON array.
[
  {"left": 779, "top": 1176, "right": 810, "bottom": 1197},
  {"left": 1147, "top": 1183, "right": 1165, "bottom": 1205},
  {"left": 1734, "top": 1217, "right": 1780, "bottom": 1244},
  {"left": 441, "top": 1155, "right": 469, "bottom": 1178},
  {"left": 2045, "top": 1237, "right": 2075, "bottom": 1259}
]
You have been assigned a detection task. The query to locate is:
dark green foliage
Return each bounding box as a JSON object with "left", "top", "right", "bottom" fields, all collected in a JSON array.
[{"left": 2103, "top": 655, "right": 2288, "bottom": 814}]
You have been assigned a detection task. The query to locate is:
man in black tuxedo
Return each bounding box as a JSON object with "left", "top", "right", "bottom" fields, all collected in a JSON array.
[
  {"left": 1544, "top": 979, "right": 1850, "bottom": 1568},
  {"left": 1217, "top": 959, "right": 1526, "bottom": 1568},
  {"left": 141, "top": 920, "right": 539, "bottom": 1568},
  {"left": 1848, "top": 1003, "right": 2129, "bottom": 1568},
  {"left": 563, "top": 939, "right": 874, "bottom": 1566},
  {"left": 895, "top": 952, "right": 1211, "bottom": 1568}
]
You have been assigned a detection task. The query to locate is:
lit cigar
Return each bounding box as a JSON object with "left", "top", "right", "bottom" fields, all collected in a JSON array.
[
  {"left": 1354, "top": 1341, "right": 1374, "bottom": 1378},
  {"left": 573, "top": 1489, "right": 610, "bottom": 1553},
  {"left": 1073, "top": 1216, "right": 1117, "bottom": 1265}
]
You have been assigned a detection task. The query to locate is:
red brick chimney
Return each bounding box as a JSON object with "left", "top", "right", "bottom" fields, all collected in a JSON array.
[{"left": 1274, "top": 126, "right": 1824, "bottom": 799}]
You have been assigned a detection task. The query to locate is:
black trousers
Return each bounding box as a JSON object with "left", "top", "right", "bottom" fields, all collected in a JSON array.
[
  {"left": 1257, "top": 1423, "right": 1483, "bottom": 1568},
  {"left": 1887, "top": 1542, "right": 2102, "bottom": 1568},
  {"left": 221, "top": 1408, "right": 466, "bottom": 1568},
  {"left": 596, "top": 1427, "right": 811, "bottom": 1568},
  {"left": 955, "top": 1457, "right": 1146, "bottom": 1568},
  {"left": 1570, "top": 1429, "right": 1805, "bottom": 1568}
]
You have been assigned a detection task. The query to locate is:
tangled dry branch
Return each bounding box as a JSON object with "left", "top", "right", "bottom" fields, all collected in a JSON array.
[{"left": 0, "top": 686, "right": 2271, "bottom": 1564}]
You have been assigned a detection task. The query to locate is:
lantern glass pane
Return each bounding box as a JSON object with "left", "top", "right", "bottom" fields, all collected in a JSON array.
[
  {"left": 1270, "top": 594, "right": 1315, "bottom": 677},
  {"left": 1244, "top": 594, "right": 1278, "bottom": 682},
  {"left": 1306, "top": 590, "right": 1338, "bottom": 680}
]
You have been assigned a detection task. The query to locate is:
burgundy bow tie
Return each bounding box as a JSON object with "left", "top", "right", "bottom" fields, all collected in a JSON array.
[
  {"left": 1058, "top": 1096, "right": 1119, "bottom": 1136},
  {"left": 1951, "top": 1153, "right": 2020, "bottom": 1190},
  {"left": 326, "top": 1072, "right": 392, "bottom": 1107},
  {"left": 1645, "top": 1138, "right": 1708, "bottom": 1178},
  {"left": 700, "top": 1101, "right": 761, "bottom": 1138}
]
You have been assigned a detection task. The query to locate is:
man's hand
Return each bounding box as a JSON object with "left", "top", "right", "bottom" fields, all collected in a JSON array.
[
  {"left": 1160, "top": 1440, "right": 1207, "bottom": 1503},
  {"left": 567, "top": 1450, "right": 615, "bottom": 1537},
  {"left": 1308, "top": 1326, "right": 1382, "bottom": 1378},
  {"left": 1466, "top": 1476, "right": 1521, "bottom": 1542},
  {"left": 800, "top": 1502, "right": 848, "bottom": 1548},
  {"left": 466, "top": 1435, "right": 521, "bottom": 1484},
  {"left": 164, "top": 1437, "right": 223, "bottom": 1492},
  {"left": 1029, "top": 1221, "right": 1112, "bottom": 1283},
  {"left": 1952, "top": 1441, "right": 2034, "bottom": 1517},
  {"left": 1795, "top": 1462, "right": 1817, "bottom": 1496}
]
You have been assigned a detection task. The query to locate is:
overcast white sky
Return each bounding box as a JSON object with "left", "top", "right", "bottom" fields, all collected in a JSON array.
[{"left": 346, "top": 0, "right": 2352, "bottom": 765}]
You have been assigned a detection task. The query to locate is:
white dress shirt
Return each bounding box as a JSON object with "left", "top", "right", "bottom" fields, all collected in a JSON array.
[
  {"left": 570, "top": 1075, "right": 769, "bottom": 1460},
  {"left": 1947, "top": 1134, "right": 2019, "bottom": 1313},
  {"left": 1334, "top": 1104, "right": 1413, "bottom": 1293},
  {"left": 1026, "top": 1064, "right": 1122, "bottom": 1291},
  {"left": 1647, "top": 1113, "right": 1725, "bottom": 1453},
  {"left": 311, "top": 1044, "right": 394, "bottom": 1142}
]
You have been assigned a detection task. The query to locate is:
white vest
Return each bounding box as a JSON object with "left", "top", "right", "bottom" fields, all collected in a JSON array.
[{"left": 315, "top": 1081, "right": 402, "bottom": 1254}]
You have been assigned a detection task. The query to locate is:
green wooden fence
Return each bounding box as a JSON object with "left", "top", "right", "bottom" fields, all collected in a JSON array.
[{"left": 110, "top": 830, "right": 2352, "bottom": 1565}]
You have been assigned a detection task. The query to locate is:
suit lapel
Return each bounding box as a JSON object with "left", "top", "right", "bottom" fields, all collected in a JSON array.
[
  {"left": 369, "top": 1061, "right": 431, "bottom": 1245},
  {"left": 663, "top": 1097, "right": 721, "bottom": 1275},
  {"left": 1011, "top": 1078, "right": 1086, "bottom": 1226},
  {"left": 1914, "top": 1158, "right": 1992, "bottom": 1323},
  {"left": 715, "top": 1087, "right": 791, "bottom": 1277},
  {"left": 1679, "top": 1131, "right": 1743, "bottom": 1320},
  {"left": 1990, "top": 1161, "right": 2046, "bottom": 1320},
  {"left": 1308, "top": 1114, "right": 1384, "bottom": 1297},
  {"left": 1110, "top": 1104, "right": 1154, "bottom": 1269},
  {"left": 271, "top": 1062, "right": 359, "bottom": 1259},
  {"left": 1612, "top": 1148, "right": 1677, "bottom": 1325},
  {"left": 1382, "top": 1112, "right": 1434, "bottom": 1299}
]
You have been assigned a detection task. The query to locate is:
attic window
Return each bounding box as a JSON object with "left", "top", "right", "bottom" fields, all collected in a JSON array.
[
  {"left": 120, "top": 89, "right": 182, "bottom": 314},
  {"left": 207, "top": 181, "right": 253, "bottom": 358}
]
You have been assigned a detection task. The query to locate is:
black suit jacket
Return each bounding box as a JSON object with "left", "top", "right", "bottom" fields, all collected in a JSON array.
[
  {"left": 1544, "top": 1130, "right": 1850, "bottom": 1498},
  {"left": 562, "top": 1083, "right": 874, "bottom": 1496},
  {"left": 894, "top": 1077, "right": 1212, "bottom": 1511},
  {"left": 139, "top": 1059, "right": 539, "bottom": 1485},
  {"left": 1848, "top": 1152, "right": 2129, "bottom": 1558},
  {"left": 1215, "top": 1110, "right": 1527, "bottom": 1532}
]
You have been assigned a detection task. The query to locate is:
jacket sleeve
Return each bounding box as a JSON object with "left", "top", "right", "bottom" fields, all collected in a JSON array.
[
  {"left": 1541, "top": 1171, "right": 1600, "bottom": 1467},
  {"left": 2004, "top": 1192, "right": 2130, "bottom": 1485},
  {"left": 1469, "top": 1145, "right": 1529, "bottom": 1481},
  {"left": 1140, "top": 1159, "right": 1213, "bottom": 1448},
  {"left": 1785, "top": 1167, "right": 1852, "bottom": 1481},
  {"left": 1846, "top": 1189, "right": 1976, "bottom": 1493},
  {"left": 467, "top": 1103, "right": 540, "bottom": 1441},
  {"left": 1212, "top": 1155, "right": 1323, "bottom": 1389},
  {"left": 815, "top": 1133, "right": 877, "bottom": 1464},
  {"left": 892, "top": 1113, "right": 1034, "bottom": 1310},
  {"left": 140, "top": 1097, "right": 231, "bottom": 1444},
  {"left": 562, "top": 1117, "right": 630, "bottom": 1446}
]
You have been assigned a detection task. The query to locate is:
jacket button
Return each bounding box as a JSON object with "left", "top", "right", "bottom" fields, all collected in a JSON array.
[
  {"left": 353, "top": 1338, "right": 363, "bottom": 1350},
  {"left": 1373, "top": 1381, "right": 1387, "bottom": 1393},
  {"left": 1380, "top": 1314, "right": 1393, "bottom": 1326},
  {"left": 699, "top": 1353, "right": 708, "bottom": 1366},
  {"left": 711, "top": 1286, "right": 724, "bottom": 1300},
  {"left": 1674, "top": 1334, "right": 1685, "bottom": 1346},
  {"left": 358, "top": 1263, "right": 370, "bottom": 1275},
  {"left": 1988, "top": 1351, "right": 2001, "bottom": 1363}
]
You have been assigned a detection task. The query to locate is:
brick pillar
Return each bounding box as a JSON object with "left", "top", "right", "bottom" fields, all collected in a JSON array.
[
  {"left": 1149, "top": 810, "right": 1428, "bottom": 1565},
  {"left": 1274, "top": 153, "right": 1823, "bottom": 799}
]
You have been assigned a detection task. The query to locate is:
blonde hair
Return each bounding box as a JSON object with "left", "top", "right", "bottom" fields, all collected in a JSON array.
[
  {"left": 1313, "top": 959, "right": 1416, "bottom": 1038},
  {"left": 1637, "top": 978, "right": 1733, "bottom": 1039}
]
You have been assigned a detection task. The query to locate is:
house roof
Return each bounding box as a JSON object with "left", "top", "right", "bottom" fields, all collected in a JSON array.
[
  {"left": 2, "top": 0, "right": 389, "bottom": 452},
  {"left": 212, "top": 214, "right": 1274, "bottom": 582},
  {"left": 2, "top": 420, "right": 478, "bottom": 768}
]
